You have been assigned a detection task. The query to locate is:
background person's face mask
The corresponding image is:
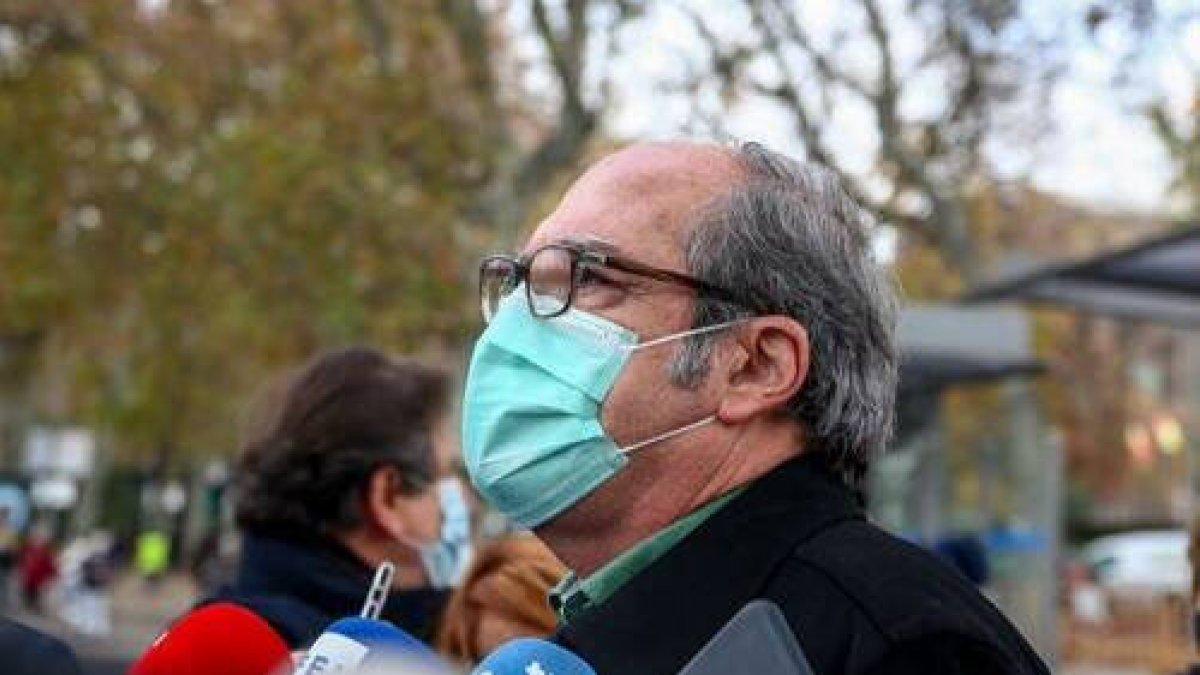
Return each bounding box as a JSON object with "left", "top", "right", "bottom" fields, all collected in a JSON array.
[
  {"left": 418, "top": 478, "right": 473, "bottom": 588},
  {"left": 461, "top": 291, "right": 738, "bottom": 529}
]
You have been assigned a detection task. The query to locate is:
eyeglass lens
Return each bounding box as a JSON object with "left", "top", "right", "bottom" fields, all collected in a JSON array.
[
  {"left": 480, "top": 257, "right": 519, "bottom": 324},
  {"left": 482, "top": 246, "right": 616, "bottom": 323},
  {"left": 527, "top": 247, "right": 573, "bottom": 318}
]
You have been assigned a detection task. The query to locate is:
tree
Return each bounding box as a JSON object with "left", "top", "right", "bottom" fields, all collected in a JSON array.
[
  {"left": 435, "top": 0, "right": 644, "bottom": 245},
  {"left": 0, "top": 0, "right": 632, "bottom": 466},
  {"left": 677, "top": 0, "right": 1061, "bottom": 286},
  {"left": 1085, "top": 0, "right": 1199, "bottom": 218}
]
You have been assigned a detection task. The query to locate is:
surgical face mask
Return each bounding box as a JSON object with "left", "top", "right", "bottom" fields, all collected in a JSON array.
[
  {"left": 461, "top": 292, "right": 740, "bottom": 529},
  {"left": 418, "top": 478, "right": 473, "bottom": 588}
]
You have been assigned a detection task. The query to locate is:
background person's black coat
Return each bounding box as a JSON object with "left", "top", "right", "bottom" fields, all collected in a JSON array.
[
  {"left": 553, "top": 453, "right": 1051, "bottom": 675},
  {"left": 0, "top": 617, "right": 83, "bottom": 675},
  {"left": 208, "top": 534, "right": 448, "bottom": 649}
]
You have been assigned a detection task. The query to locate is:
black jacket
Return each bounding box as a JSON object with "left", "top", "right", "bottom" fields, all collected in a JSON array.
[
  {"left": 553, "top": 454, "right": 1050, "bottom": 675},
  {"left": 208, "top": 534, "right": 449, "bottom": 649},
  {"left": 0, "top": 617, "right": 82, "bottom": 675}
]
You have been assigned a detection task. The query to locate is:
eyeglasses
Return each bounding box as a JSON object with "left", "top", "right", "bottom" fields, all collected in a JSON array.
[{"left": 479, "top": 243, "right": 752, "bottom": 323}]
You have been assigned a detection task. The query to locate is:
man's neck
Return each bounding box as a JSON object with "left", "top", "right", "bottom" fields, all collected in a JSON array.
[
  {"left": 539, "top": 421, "right": 803, "bottom": 577},
  {"left": 335, "top": 530, "right": 428, "bottom": 589}
]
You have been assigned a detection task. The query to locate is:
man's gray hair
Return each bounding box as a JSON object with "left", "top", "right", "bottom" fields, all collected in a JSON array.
[{"left": 670, "top": 142, "right": 898, "bottom": 489}]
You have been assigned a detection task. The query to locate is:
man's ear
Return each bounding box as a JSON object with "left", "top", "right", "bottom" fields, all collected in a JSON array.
[
  {"left": 716, "top": 316, "right": 809, "bottom": 424},
  {"left": 363, "top": 466, "right": 442, "bottom": 546},
  {"left": 363, "top": 466, "right": 409, "bottom": 542}
]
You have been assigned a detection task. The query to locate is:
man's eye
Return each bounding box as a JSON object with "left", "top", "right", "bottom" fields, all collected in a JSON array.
[{"left": 576, "top": 265, "right": 616, "bottom": 289}]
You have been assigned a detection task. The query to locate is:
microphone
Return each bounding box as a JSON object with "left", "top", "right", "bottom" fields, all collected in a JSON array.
[
  {"left": 677, "top": 600, "right": 813, "bottom": 675},
  {"left": 129, "top": 601, "right": 292, "bottom": 675},
  {"left": 472, "top": 639, "right": 597, "bottom": 675},
  {"left": 292, "top": 562, "right": 451, "bottom": 675},
  {"left": 293, "top": 617, "right": 448, "bottom": 674}
]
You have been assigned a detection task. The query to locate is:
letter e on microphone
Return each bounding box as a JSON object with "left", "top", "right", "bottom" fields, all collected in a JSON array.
[{"left": 294, "top": 633, "right": 369, "bottom": 674}]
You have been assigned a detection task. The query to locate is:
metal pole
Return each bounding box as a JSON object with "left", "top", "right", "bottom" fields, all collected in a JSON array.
[{"left": 1003, "top": 378, "right": 1057, "bottom": 663}]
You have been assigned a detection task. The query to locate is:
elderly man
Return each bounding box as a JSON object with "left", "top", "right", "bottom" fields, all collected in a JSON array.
[{"left": 461, "top": 141, "right": 1048, "bottom": 674}]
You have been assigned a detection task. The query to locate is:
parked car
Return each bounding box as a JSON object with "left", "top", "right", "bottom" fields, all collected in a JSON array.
[{"left": 1080, "top": 529, "right": 1189, "bottom": 602}]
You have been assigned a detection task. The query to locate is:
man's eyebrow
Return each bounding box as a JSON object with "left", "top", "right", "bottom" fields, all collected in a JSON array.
[{"left": 553, "top": 236, "right": 623, "bottom": 255}]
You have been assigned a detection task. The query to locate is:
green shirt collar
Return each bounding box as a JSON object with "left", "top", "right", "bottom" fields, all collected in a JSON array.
[{"left": 550, "top": 488, "right": 743, "bottom": 624}]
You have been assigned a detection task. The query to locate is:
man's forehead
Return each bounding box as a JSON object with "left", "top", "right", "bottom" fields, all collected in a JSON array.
[
  {"left": 525, "top": 142, "right": 742, "bottom": 261},
  {"left": 579, "top": 142, "right": 742, "bottom": 199}
]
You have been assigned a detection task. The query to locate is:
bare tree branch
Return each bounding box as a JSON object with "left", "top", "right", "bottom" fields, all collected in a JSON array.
[
  {"left": 760, "top": 0, "right": 871, "bottom": 100},
  {"left": 858, "top": 0, "right": 978, "bottom": 277},
  {"left": 681, "top": 4, "right": 748, "bottom": 96},
  {"left": 496, "top": 0, "right": 598, "bottom": 242},
  {"left": 531, "top": 0, "right": 589, "bottom": 118},
  {"left": 736, "top": 2, "right": 937, "bottom": 241},
  {"left": 437, "top": 0, "right": 509, "bottom": 147},
  {"left": 436, "top": 0, "right": 608, "bottom": 247},
  {"left": 858, "top": 0, "right": 932, "bottom": 193},
  {"left": 683, "top": 0, "right": 994, "bottom": 277}
]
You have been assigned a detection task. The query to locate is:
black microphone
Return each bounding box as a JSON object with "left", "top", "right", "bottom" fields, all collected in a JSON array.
[{"left": 678, "top": 600, "right": 815, "bottom": 675}]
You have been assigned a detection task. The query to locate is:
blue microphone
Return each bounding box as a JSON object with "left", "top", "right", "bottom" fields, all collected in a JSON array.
[
  {"left": 293, "top": 563, "right": 452, "bottom": 675},
  {"left": 472, "top": 638, "right": 596, "bottom": 675}
]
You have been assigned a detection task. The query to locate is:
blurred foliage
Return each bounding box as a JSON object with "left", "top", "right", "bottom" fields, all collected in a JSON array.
[
  {"left": 0, "top": 0, "right": 621, "bottom": 466},
  {"left": 931, "top": 182, "right": 1177, "bottom": 514}
]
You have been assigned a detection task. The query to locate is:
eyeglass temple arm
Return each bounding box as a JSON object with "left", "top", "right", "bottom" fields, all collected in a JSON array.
[{"left": 602, "top": 256, "right": 751, "bottom": 311}]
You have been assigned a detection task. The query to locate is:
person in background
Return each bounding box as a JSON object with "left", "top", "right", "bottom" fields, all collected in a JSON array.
[
  {"left": 201, "top": 346, "right": 465, "bottom": 650},
  {"left": 134, "top": 529, "right": 171, "bottom": 587},
  {"left": 0, "top": 507, "right": 18, "bottom": 609},
  {"left": 189, "top": 529, "right": 240, "bottom": 597},
  {"left": 436, "top": 534, "right": 565, "bottom": 666},
  {"left": 17, "top": 522, "right": 57, "bottom": 613},
  {"left": 931, "top": 533, "right": 990, "bottom": 587},
  {"left": 59, "top": 530, "right": 115, "bottom": 637},
  {"left": 0, "top": 616, "right": 82, "bottom": 675}
]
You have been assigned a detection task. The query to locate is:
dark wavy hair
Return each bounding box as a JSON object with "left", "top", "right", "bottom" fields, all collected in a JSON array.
[{"left": 234, "top": 346, "right": 449, "bottom": 541}]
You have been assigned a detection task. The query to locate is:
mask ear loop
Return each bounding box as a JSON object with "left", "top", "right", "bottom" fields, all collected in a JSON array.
[
  {"left": 617, "top": 319, "right": 746, "bottom": 454},
  {"left": 619, "top": 415, "right": 718, "bottom": 455},
  {"left": 625, "top": 319, "right": 746, "bottom": 352}
]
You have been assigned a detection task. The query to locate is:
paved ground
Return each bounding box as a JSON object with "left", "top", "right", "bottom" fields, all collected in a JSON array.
[{"left": 7, "top": 572, "right": 198, "bottom": 675}]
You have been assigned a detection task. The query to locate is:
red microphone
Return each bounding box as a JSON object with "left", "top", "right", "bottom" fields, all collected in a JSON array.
[{"left": 129, "top": 602, "right": 292, "bottom": 675}]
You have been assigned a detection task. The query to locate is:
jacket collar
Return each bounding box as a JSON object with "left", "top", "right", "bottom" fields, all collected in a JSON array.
[
  {"left": 555, "top": 452, "right": 862, "bottom": 674},
  {"left": 216, "top": 534, "right": 447, "bottom": 646},
  {"left": 234, "top": 534, "right": 374, "bottom": 610}
]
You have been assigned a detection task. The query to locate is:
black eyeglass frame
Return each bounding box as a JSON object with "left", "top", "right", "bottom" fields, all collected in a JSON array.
[{"left": 479, "top": 243, "right": 756, "bottom": 321}]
